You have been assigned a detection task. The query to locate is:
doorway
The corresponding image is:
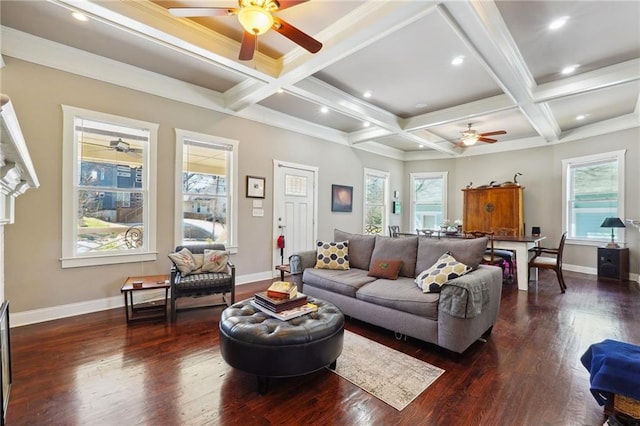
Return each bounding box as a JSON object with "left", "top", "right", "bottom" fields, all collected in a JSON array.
[{"left": 272, "top": 160, "right": 318, "bottom": 273}]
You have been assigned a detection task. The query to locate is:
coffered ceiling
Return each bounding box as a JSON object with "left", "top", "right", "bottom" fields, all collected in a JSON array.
[{"left": 1, "top": 0, "right": 639, "bottom": 160}]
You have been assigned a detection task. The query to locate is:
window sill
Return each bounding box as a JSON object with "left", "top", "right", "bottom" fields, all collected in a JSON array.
[
  {"left": 61, "top": 251, "right": 158, "bottom": 268},
  {"left": 566, "top": 238, "right": 626, "bottom": 248}
]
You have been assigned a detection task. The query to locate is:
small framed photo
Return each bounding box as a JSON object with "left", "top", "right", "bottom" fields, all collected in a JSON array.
[
  {"left": 331, "top": 184, "right": 353, "bottom": 212},
  {"left": 246, "top": 176, "right": 266, "bottom": 199}
]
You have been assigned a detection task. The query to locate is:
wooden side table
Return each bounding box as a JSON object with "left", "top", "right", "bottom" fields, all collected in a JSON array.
[{"left": 121, "top": 275, "right": 170, "bottom": 323}]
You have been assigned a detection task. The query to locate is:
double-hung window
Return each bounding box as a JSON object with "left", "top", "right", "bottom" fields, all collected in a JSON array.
[
  {"left": 175, "top": 129, "right": 238, "bottom": 251},
  {"left": 61, "top": 106, "right": 158, "bottom": 268},
  {"left": 562, "top": 150, "right": 625, "bottom": 245},
  {"left": 410, "top": 172, "right": 447, "bottom": 231},
  {"left": 363, "top": 168, "right": 389, "bottom": 235}
]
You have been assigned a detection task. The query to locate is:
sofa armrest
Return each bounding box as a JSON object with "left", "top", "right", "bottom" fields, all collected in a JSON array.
[{"left": 289, "top": 250, "right": 316, "bottom": 275}]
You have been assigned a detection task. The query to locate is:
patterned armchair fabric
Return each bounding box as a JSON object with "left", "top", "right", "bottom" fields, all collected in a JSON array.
[{"left": 169, "top": 244, "right": 235, "bottom": 321}]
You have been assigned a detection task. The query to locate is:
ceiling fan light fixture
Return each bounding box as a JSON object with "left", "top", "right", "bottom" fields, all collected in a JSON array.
[
  {"left": 462, "top": 135, "right": 478, "bottom": 146},
  {"left": 238, "top": 5, "right": 274, "bottom": 35}
]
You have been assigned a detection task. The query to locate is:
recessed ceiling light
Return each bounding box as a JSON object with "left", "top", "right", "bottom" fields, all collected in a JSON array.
[
  {"left": 561, "top": 64, "right": 579, "bottom": 75},
  {"left": 276, "top": 88, "right": 284, "bottom": 94},
  {"left": 72, "top": 12, "right": 88, "bottom": 22},
  {"left": 320, "top": 106, "right": 329, "bottom": 114},
  {"left": 415, "top": 102, "right": 428, "bottom": 109},
  {"left": 549, "top": 16, "right": 569, "bottom": 30},
  {"left": 418, "top": 144, "right": 424, "bottom": 149},
  {"left": 451, "top": 55, "right": 464, "bottom": 66},
  {"left": 363, "top": 91, "right": 372, "bottom": 98},
  {"left": 363, "top": 121, "right": 370, "bottom": 128},
  {"left": 576, "top": 114, "right": 587, "bottom": 120}
]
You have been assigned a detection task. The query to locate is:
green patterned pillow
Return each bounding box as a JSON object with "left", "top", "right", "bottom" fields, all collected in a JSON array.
[
  {"left": 315, "top": 241, "right": 350, "bottom": 270},
  {"left": 415, "top": 251, "right": 471, "bottom": 293}
]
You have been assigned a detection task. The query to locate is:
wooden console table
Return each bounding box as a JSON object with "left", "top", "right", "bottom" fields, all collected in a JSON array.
[{"left": 121, "top": 275, "right": 170, "bottom": 323}]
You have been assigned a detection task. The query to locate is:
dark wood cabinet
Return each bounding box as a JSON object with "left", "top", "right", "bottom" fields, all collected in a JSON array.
[
  {"left": 597, "top": 247, "right": 629, "bottom": 281},
  {"left": 462, "top": 186, "right": 524, "bottom": 236}
]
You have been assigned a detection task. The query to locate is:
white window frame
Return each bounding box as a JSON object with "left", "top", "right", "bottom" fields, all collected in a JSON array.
[
  {"left": 174, "top": 129, "right": 238, "bottom": 252},
  {"left": 61, "top": 105, "right": 158, "bottom": 268},
  {"left": 363, "top": 168, "right": 389, "bottom": 235},
  {"left": 561, "top": 150, "right": 625, "bottom": 246},
  {"left": 410, "top": 172, "right": 448, "bottom": 231}
]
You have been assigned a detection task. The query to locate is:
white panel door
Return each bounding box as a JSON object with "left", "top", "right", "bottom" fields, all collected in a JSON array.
[{"left": 273, "top": 161, "right": 317, "bottom": 270}]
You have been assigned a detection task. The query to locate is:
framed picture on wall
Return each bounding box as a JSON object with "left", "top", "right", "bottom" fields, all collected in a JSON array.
[
  {"left": 246, "top": 176, "right": 265, "bottom": 198},
  {"left": 331, "top": 184, "right": 353, "bottom": 212}
]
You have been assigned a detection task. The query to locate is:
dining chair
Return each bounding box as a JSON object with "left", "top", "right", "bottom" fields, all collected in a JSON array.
[
  {"left": 388, "top": 225, "right": 400, "bottom": 237},
  {"left": 528, "top": 232, "right": 567, "bottom": 293},
  {"left": 490, "top": 228, "right": 516, "bottom": 283},
  {"left": 464, "top": 231, "right": 506, "bottom": 274}
]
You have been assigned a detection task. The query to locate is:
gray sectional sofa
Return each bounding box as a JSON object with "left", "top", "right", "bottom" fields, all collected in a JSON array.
[{"left": 289, "top": 229, "right": 503, "bottom": 354}]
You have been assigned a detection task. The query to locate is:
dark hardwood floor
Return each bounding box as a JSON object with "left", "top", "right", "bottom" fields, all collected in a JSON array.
[{"left": 6, "top": 270, "right": 640, "bottom": 425}]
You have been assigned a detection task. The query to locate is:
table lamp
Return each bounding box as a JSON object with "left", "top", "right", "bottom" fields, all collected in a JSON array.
[{"left": 600, "top": 217, "right": 625, "bottom": 248}]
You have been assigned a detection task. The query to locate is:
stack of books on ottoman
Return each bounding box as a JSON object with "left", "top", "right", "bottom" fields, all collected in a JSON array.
[{"left": 251, "top": 281, "right": 317, "bottom": 320}]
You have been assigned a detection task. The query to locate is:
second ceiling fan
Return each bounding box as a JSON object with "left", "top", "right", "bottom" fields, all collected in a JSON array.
[
  {"left": 452, "top": 123, "right": 507, "bottom": 147},
  {"left": 168, "top": 0, "right": 322, "bottom": 61}
]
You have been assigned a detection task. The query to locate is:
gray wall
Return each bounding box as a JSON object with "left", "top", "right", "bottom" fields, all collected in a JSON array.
[
  {"left": 2, "top": 56, "right": 638, "bottom": 316},
  {"left": 407, "top": 130, "right": 640, "bottom": 274},
  {"left": 1, "top": 58, "right": 403, "bottom": 313}
]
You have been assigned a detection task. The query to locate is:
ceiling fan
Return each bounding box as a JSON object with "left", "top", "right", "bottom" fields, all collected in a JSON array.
[
  {"left": 83, "top": 138, "right": 143, "bottom": 157},
  {"left": 452, "top": 123, "right": 507, "bottom": 147},
  {"left": 109, "top": 138, "right": 143, "bottom": 154},
  {"left": 168, "top": 0, "right": 323, "bottom": 61}
]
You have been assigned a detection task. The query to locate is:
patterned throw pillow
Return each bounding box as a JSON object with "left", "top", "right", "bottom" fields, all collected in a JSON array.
[
  {"left": 315, "top": 241, "right": 350, "bottom": 270},
  {"left": 168, "top": 248, "right": 198, "bottom": 276},
  {"left": 415, "top": 251, "right": 471, "bottom": 293},
  {"left": 368, "top": 259, "right": 403, "bottom": 280},
  {"left": 202, "top": 249, "right": 230, "bottom": 273}
]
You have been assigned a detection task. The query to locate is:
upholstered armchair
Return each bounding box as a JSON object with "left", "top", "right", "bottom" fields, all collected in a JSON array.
[{"left": 169, "top": 244, "right": 235, "bottom": 322}]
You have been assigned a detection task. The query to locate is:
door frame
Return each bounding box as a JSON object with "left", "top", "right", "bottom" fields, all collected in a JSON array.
[{"left": 272, "top": 160, "right": 319, "bottom": 274}]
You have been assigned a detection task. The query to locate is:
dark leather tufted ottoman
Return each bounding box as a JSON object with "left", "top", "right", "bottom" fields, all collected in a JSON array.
[{"left": 219, "top": 297, "right": 344, "bottom": 393}]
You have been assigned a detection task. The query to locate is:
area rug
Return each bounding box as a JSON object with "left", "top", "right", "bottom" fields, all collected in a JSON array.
[{"left": 330, "top": 330, "right": 445, "bottom": 411}]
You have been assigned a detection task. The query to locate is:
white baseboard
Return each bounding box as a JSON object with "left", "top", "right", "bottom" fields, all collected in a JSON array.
[
  {"left": 11, "top": 272, "right": 272, "bottom": 328},
  {"left": 11, "top": 267, "right": 638, "bottom": 327}
]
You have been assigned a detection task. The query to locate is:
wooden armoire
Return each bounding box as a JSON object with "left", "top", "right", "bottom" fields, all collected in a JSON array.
[{"left": 462, "top": 185, "right": 524, "bottom": 236}]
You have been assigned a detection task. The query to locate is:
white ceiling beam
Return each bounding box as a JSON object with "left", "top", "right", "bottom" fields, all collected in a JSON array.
[
  {"left": 292, "top": 77, "right": 402, "bottom": 131},
  {"left": 52, "top": 0, "right": 279, "bottom": 80},
  {"left": 442, "top": 1, "right": 561, "bottom": 142},
  {"left": 402, "top": 94, "right": 515, "bottom": 132},
  {"left": 224, "top": 1, "right": 439, "bottom": 111},
  {"left": 534, "top": 59, "right": 640, "bottom": 103}
]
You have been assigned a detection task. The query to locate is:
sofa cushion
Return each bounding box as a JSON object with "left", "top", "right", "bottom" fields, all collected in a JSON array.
[
  {"left": 315, "top": 241, "right": 350, "bottom": 270},
  {"left": 355, "top": 277, "right": 440, "bottom": 320},
  {"left": 202, "top": 249, "right": 229, "bottom": 273},
  {"left": 303, "top": 268, "right": 375, "bottom": 297},
  {"left": 415, "top": 252, "right": 472, "bottom": 293},
  {"left": 168, "top": 247, "right": 198, "bottom": 276},
  {"left": 368, "top": 259, "right": 403, "bottom": 280},
  {"left": 334, "top": 229, "right": 376, "bottom": 270},
  {"left": 415, "top": 237, "right": 487, "bottom": 275},
  {"left": 369, "top": 235, "right": 418, "bottom": 278}
]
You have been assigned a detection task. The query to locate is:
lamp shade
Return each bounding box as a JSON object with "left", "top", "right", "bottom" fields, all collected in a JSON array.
[{"left": 600, "top": 217, "right": 626, "bottom": 228}]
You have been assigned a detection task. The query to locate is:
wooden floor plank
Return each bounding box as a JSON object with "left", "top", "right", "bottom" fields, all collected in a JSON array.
[{"left": 6, "top": 270, "right": 640, "bottom": 425}]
